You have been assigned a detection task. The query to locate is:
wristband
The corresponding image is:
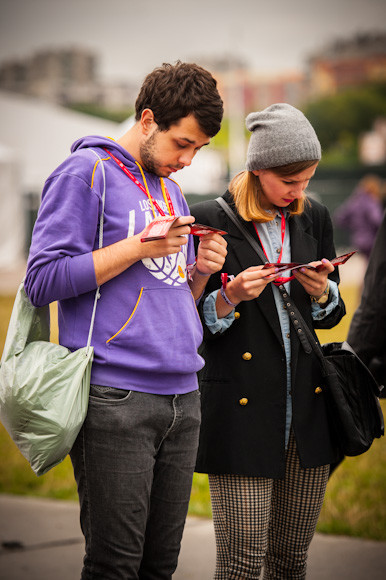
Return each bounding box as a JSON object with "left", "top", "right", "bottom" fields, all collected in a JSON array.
[
  {"left": 187, "top": 261, "right": 209, "bottom": 280},
  {"left": 220, "top": 285, "right": 237, "bottom": 308}
]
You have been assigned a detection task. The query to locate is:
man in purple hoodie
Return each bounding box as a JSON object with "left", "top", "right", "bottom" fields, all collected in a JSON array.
[{"left": 25, "top": 62, "right": 226, "bottom": 579}]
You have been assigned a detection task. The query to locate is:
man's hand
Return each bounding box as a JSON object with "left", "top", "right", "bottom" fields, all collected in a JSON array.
[
  {"left": 195, "top": 233, "right": 227, "bottom": 275},
  {"left": 93, "top": 216, "right": 194, "bottom": 286},
  {"left": 140, "top": 216, "right": 194, "bottom": 259}
]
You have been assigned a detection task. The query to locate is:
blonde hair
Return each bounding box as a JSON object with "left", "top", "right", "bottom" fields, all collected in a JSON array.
[{"left": 230, "top": 161, "right": 317, "bottom": 223}]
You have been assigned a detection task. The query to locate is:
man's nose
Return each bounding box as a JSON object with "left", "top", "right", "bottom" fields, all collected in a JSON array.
[{"left": 178, "top": 150, "right": 195, "bottom": 167}]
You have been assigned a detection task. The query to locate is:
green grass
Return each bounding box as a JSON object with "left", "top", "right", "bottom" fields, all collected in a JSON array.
[
  {"left": 1, "top": 285, "right": 386, "bottom": 540},
  {"left": 318, "top": 430, "right": 386, "bottom": 541}
]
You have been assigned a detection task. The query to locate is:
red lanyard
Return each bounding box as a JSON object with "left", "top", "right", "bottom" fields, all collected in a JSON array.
[
  {"left": 253, "top": 211, "right": 295, "bottom": 285},
  {"left": 104, "top": 148, "right": 175, "bottom": 218}
]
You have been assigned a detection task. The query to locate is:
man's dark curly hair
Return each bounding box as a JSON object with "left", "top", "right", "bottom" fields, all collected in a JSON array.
[{"left": 135, "top": 61, "right": 224, "bottom": 137}]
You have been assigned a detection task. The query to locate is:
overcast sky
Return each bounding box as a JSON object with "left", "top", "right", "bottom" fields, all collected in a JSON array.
[{"left": 0, "top": 0, "right": 385, "bottom": 84}]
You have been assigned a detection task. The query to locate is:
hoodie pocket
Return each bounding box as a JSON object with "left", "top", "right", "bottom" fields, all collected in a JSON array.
[
  {"left": 106, "top": 286, "right": 203, "bottom": 375},
  {"left": 106, "top": 288, "right": 144, "bottom": 344}
]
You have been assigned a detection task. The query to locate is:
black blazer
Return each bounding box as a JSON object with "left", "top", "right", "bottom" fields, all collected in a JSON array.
[{"left": 191, "top": 192, "right": 346, "bottom": 478}]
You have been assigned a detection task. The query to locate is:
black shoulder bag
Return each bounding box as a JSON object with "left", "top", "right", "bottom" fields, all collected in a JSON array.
[{"left": 216, "top": 196, "right": 384, "bottom": 456}]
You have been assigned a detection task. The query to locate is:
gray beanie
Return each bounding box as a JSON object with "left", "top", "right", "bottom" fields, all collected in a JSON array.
[{"left": 245, "top": 103, "right": 321, "bottom": 171}]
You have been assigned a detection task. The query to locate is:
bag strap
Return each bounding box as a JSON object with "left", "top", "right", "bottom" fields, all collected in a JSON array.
[
  {"left": 86, "top": 149, "right": 106, "bottom": 352},
  {"left": 276, "top": 284, "right": 328, "bottom": 367},
  {"left": 215, "top": 196, "right": 267, "bottom": 263},
  {"left": 215, "top": 196, "right": 313, "bottom": 355}
]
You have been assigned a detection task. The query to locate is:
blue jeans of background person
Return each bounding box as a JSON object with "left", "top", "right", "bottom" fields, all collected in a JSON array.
[{"left": 70, "top": 385, "right": 201, "bottom": 580}]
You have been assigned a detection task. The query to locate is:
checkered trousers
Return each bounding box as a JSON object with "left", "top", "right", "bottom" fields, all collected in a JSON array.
[{"left": 208, "top": 431, "right": 329, "bottom": 579}]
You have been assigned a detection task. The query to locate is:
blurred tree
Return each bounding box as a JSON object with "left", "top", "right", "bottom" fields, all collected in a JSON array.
[{"left": 303, "top": 83, "right": 386, "bottom": 166}]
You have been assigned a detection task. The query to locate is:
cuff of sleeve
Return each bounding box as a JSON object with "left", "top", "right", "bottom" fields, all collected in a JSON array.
[
  {"left": 311, "top": 280, "right": 339, "bottom": 320},
  {"left": 203, "top": 290, "right": 235, "bottom": 334},
  {"left": 68, "top": 252, "right": 98, "bottom": 296}
]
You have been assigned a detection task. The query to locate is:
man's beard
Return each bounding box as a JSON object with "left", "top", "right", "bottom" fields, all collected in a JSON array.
[{"left": 139, "top": 131, "right": 162, "bottom": 176}]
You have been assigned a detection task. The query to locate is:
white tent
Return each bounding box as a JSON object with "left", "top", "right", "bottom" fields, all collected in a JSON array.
[
  {"left": 0, "top": 91, "right": 121, "bottom": 282},
  {"left": 0, "top": 91, "right": 120, "bottom": 193},
  {"left": 0, "top": 143, "right": 24, "bottom": 269},
  {"left": 1, "top": 92, "right": 227, "bottom": 196}
]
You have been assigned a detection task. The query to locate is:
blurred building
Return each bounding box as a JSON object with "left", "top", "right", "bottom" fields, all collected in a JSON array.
[
  {"left": 307, "top": 31, "right": 386, "bottom": 97},
  {"left": 196, "top": 56, "right": 308, "bottom": 174},
  {"left": 245, "top": 71, "right": 307, "bottom": 111},
  {"left": 197, "top": 55, "right": 307, "bottom": 113},
  {"left": 0, "top": 47, "right": 137, "bottom": 110}
]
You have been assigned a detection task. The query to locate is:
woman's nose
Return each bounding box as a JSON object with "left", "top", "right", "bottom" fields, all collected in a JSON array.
[{"left": 291, "top": 182, "right": 304, "bottom": 197}]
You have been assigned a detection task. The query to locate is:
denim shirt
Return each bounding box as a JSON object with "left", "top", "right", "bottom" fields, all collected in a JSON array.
[{"left": 203, "top": 210, "right": 339, "bottom": 447}]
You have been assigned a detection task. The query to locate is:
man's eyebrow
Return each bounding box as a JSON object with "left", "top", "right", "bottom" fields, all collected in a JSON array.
[{"left": 179, "top": 137, "right": 211, "bottom": 146}]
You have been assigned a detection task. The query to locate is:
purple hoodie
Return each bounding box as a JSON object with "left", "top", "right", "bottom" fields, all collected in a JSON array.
[{"left": 25, "top": 136, "right": 204, "bottom": 394}]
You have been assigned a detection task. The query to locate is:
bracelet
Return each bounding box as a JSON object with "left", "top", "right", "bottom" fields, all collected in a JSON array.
[
  {"left": 310, "top": 282, "right": 330, "bottom": 304},
  {"left": 192, "top": 259, "right": 210, "bottom": 277},
  {"left": 220, "top": 285, "right": 238, "bottom": 308},
  {"left": 195, "top": 268, "right": 210, "bottom": 277}
]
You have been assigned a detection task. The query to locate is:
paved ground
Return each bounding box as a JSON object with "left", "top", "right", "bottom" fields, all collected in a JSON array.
[{"left": 0, "top": 494, "right": 385, "bottom": 579}]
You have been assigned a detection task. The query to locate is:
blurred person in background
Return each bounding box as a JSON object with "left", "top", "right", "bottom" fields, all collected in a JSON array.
[
  {"left": 190, "top": 104, "right": 346, "bottom": 579},
  {"left": 334, "top": 174, "right": 383, "bottom": 260}
]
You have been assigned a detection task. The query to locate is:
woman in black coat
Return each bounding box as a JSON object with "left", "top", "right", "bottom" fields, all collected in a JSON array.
[
  {"left": 190, "top": 104, "right": 345, "bottom": 579},
  {"left": 348, "top": 210, "right": 386, "bottom": 389}
]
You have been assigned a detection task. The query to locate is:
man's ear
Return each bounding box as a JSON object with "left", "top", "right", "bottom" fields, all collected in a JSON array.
[{"left": 140, "top": 109, "right": 156, "bottom": 135}]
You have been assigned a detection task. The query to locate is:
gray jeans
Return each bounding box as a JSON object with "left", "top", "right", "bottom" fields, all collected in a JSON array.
[{"left": 70, "top": 385, "right": 201, "bottom": 580}]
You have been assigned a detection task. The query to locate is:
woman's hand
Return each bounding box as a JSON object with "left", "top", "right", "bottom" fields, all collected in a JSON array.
[
  {"left": 293, "top": 258, "right": 335, "bottom": 298},
  {"left": 224, "top": 265, "right": 277, "bottom": 305}
]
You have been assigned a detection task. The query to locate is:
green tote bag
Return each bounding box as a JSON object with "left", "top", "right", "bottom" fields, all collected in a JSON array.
[
  {"left": 0, "top": 149, "right": 106, "bottom": 476},
  {"left": 0, "top": 285, "right": 94, "bottom": 475}
]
